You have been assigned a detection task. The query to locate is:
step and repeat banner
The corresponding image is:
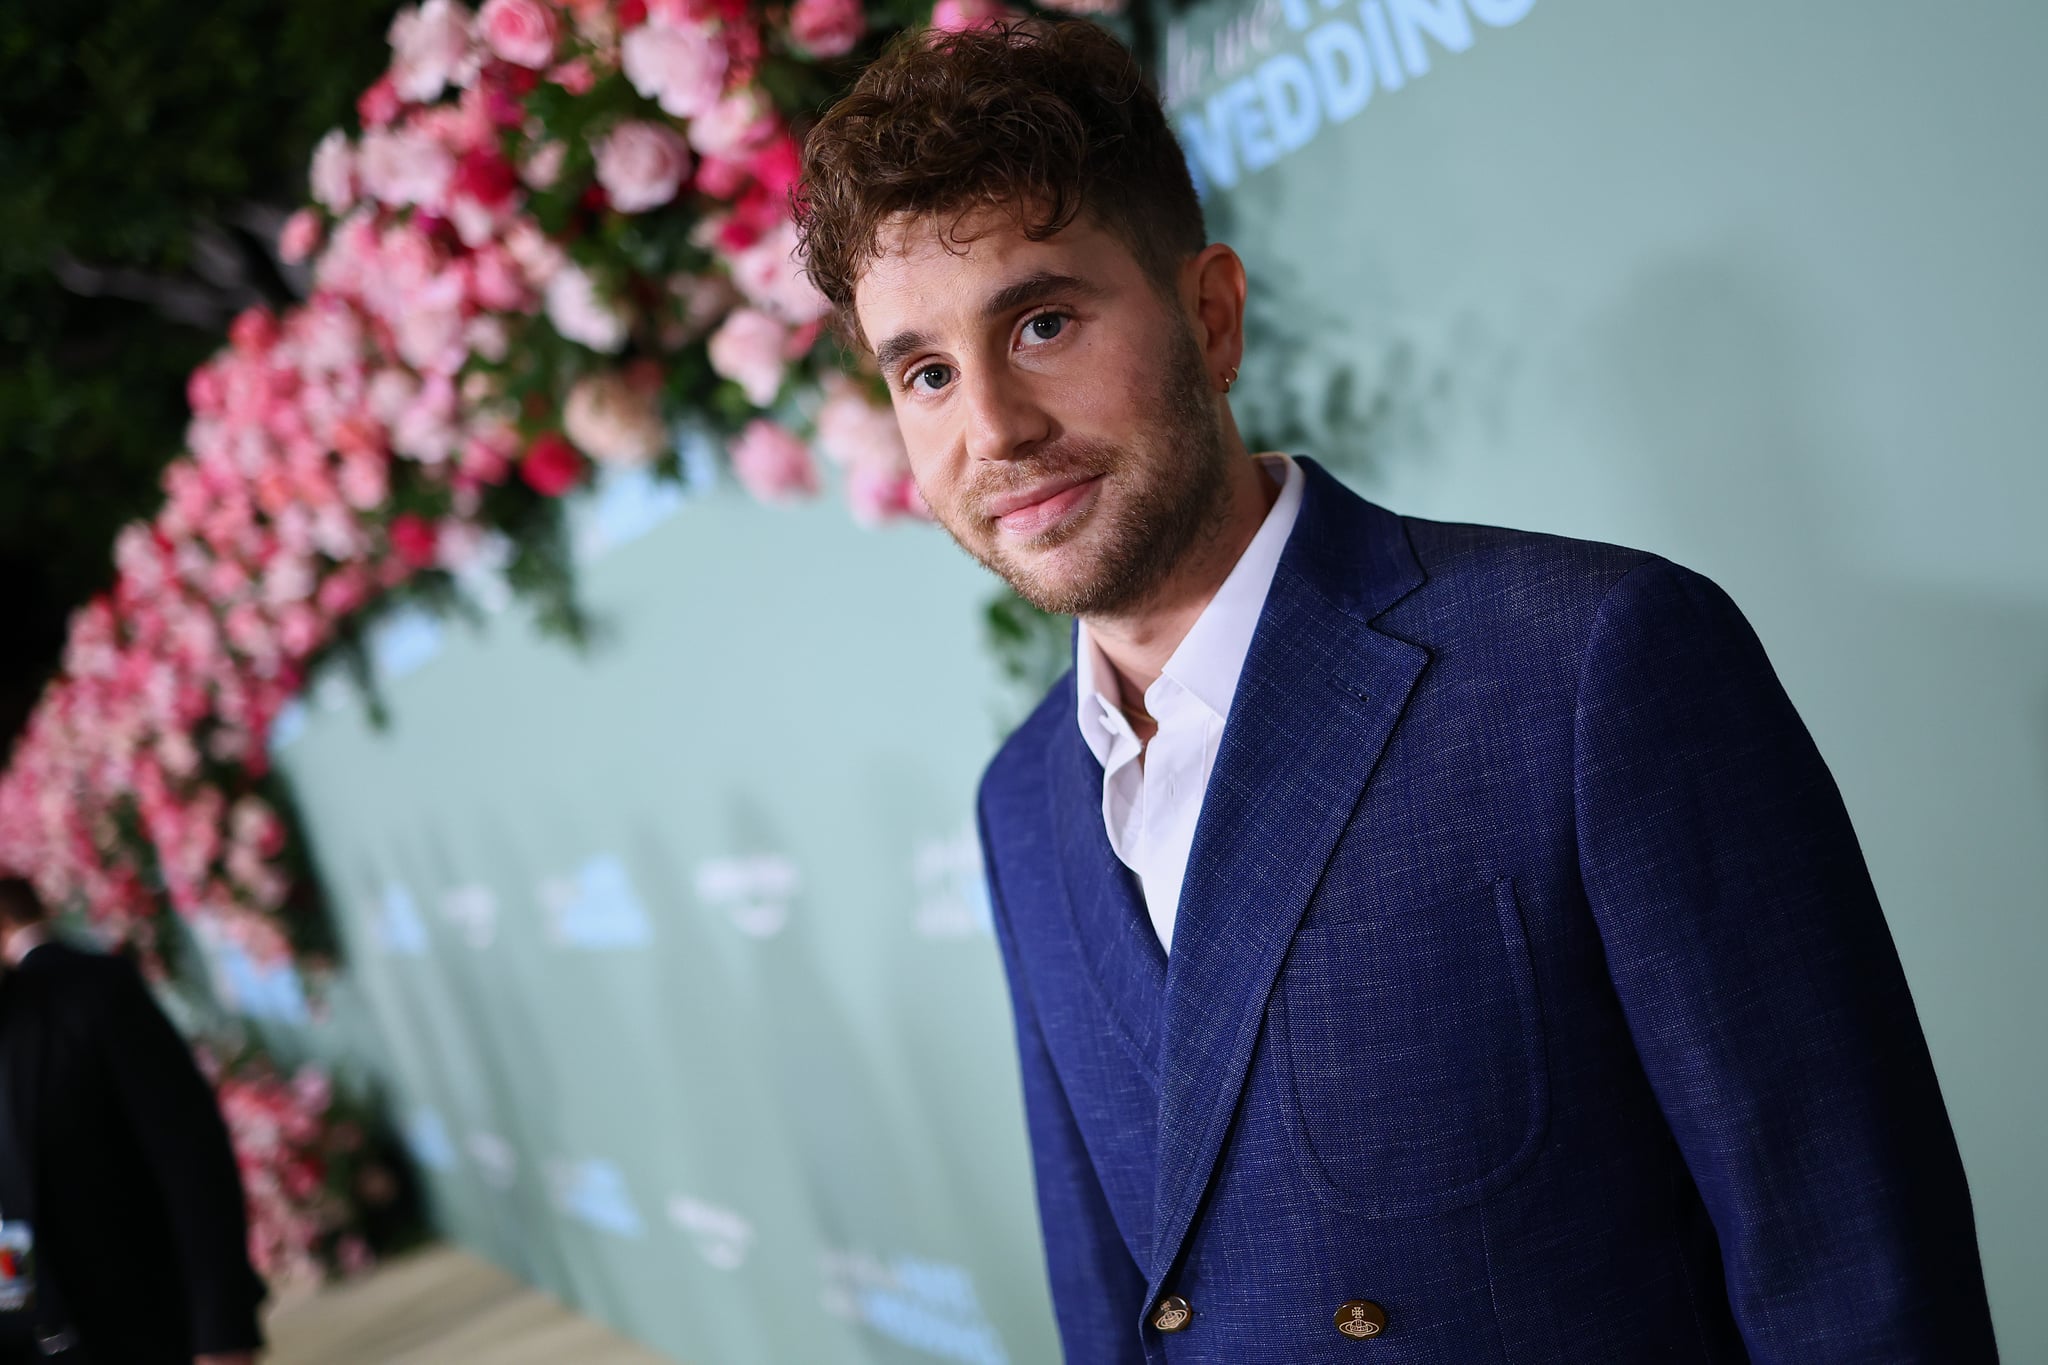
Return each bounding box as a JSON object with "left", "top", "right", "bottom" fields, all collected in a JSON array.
[
  {"left": 234, "top": 0, "right": 2042, "bottom": 1359},
  {"left": 1157, "top": 0, "right": 2043, "bottom": 1356}
]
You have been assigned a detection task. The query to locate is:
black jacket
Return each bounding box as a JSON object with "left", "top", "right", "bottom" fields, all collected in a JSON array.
[{"left": 0, "top": 939, "right": 266, "bottom": 1362}]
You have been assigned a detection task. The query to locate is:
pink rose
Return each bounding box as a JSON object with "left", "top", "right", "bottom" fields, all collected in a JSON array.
[
  {"left": 687, "top": 88, "right": 777, "bottom": 160},
  {"left": 520, "top": 139, "right": 567, "bottom": 189},
  {"left": 467, "top": 72, "right": 528, "bottom": 128},
  {"left": 414, "top": 98, "right": 494, "bottom": 160},
  {"left": 747, "top": 134, "right": 801, "bottom": 197},
  {"left": 502, "top": 217, "right": 566, "bottom": 286},
  {"left": 285, "top": 296, "right": 363, "bottom": 373},
  {"left": 814, "top": 373, "right": 907, "bottom": 469},
  {"left": 277, "top": 210, "right": 323, "bottom": 266},
  {"left": 465, "top": 245, "right": 528, "bottom": 310},
  {"left": 706, "top": 307, "right": 787, "bottom": 406},
  {"left": 520, "top": 433, "right": 585, "bottom": 496},
  {"left": 452, "top": 147, "right": 519, "bottom": 208},
  {"left": 459, "top": 425, "right": 517, "bottom": 484},
  {"left": 930, "top": 0, "right": 1017, "bottom": 30},
  {"left": 620, "top": 17, "right": 727, "bottom": 118},
  {"left": 844, "top": 461, "right": 925, "bottom": 527},
  {"left": 790, "top": 0, "right": 864, "bottom": 57},
  {"left": 309, "top": 131, "right": 356, "bottom": 213},
  {"left": 356, "top": 126, "right": 456, "bottom": 210},
  {"left": 548, "top": 57, "right": 596, "bottom": 94},
  {"left": 357, "top": 76, "right": 403, "bottom": 129},
  {"left": 729, "top": 419, "right": 817, "bottom": 501},
  {"left": 230, "top": 308, "right": 280, "bottom": 355},
  {"left": 593, "top": 121, "right": 692, "bottom": 213},
  {"left": 544, "top": 263, "right": 629, "bottom": 352},
  {"left": 392, "top": 371, "right": 462, "bottom": 462},
  {"left": 277, "top": 601, "right": 325, "bottom": 657},
  {"left": 693, "top": 155, "right": 747, "bottom": 199},
  {"left": 478, "top": 0, "right": 558, "bottom": 67},
  {"left": 338, "top": 452, "right": 391, "bottom": 509},
  {"left": 464, "top": 314, "right": 510, "bottom": 361},
  {"left": 389, "top": 514, "right": 440, "bottom": 568},
  {"left": 725, "top": 217, "right": 831, "bottom": 325},
  {"left": 563, "top": 369, "right": 668, "bottom": 465},
  {"left": 317, "top": 566, "right": 374, "bottom": 616},
  {"left": 387, "top": 0, "right": 477, "bottom": 103}
]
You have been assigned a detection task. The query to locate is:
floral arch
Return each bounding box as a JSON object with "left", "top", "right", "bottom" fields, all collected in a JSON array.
[{"left": 0, "top": 0, "right": 1116, "bottom": 1288}]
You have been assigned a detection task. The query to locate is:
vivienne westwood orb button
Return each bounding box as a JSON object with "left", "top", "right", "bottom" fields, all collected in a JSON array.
[
  {"left": 1334, "top": 1299, "right": 1387, "bottom": 1339},
  {"left": 1152, "top": 1295, "right": 1193, "bottom": 1332}
]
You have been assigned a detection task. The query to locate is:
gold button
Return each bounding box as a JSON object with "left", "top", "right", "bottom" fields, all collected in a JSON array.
[
  {"left": 1152, "top": 1295, "right": 1193, "bottom": 1332},
  {"left": 1335, "top": 1299, "right": 1387, "bottom": 1339}
]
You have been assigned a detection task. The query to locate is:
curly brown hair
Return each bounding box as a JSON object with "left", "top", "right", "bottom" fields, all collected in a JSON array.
[{"left": 793, "top": 17, "right": 1206, "bottom": 350}]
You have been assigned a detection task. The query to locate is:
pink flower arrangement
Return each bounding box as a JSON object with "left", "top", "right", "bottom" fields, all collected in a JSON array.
[
  {"left": 0, "top": 0, "right": 1090, "bottom": 1155},
  {"left": 563, "top": 367, "right": 668, "bottom": 465},
  {"left": 479, "top": 0, "right": 562, "bottom": 67},
  {"left": 619, "top": 14, "right": 729, "bottom": 118},
  {"left": 931, "top": 0, "right": 1020, "bottom": 30},
  {"left": 707, "top": 306, "right": 789, "bottom": 405},
  {"left": 201, "top": 1044, "right": 406, "bottom": 1292},
  {"left": 593, "top": 120, "right": 694, "bottom": 212},
  {"left": 790, "top": 0, "right": 866, "bottom": 57},
  {"left": 730, "top": 418, "right": 819, "bottom": 501}
]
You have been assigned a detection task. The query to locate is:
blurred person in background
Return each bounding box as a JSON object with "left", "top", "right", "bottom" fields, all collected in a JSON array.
[{"left": 0, "top": 876, "right": 265, "bottom": 1364}]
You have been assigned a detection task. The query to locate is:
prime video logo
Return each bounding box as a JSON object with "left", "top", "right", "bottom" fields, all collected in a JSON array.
[{"left": 1170, "top": 0, "right": 1537, "bottom": 192}]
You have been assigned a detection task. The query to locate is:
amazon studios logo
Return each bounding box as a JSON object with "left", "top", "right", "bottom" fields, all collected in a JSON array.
[{"left": 1171, "top": 0, "right": 1537, "bottom": 192}]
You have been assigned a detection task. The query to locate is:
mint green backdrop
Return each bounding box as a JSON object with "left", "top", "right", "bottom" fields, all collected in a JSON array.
[{"left": 251, "top": 1, "right": 2044, "bottom": 1359}]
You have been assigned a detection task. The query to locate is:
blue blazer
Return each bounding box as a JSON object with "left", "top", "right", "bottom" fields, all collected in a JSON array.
[{"left": 975, "top": 455, "right": 1998, "bottom": 1363}]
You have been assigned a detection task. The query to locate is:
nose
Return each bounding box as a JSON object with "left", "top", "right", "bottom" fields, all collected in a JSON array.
[{"left": 959, "top": 361, "right": 1050, "bottom": 466}]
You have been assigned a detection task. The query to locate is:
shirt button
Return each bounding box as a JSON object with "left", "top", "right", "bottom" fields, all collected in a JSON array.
[
  {"left": 1152, "top": 1295, "right": 1193, "bottom": 1332},
  {"left": 1334, "top": 1299, "right": 1387, "bottom": 1338}
]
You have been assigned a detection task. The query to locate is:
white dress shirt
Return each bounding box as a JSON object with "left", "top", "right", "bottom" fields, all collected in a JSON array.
[{"left": 1074, "top": 451, "right": 1305, "bottom": 954}]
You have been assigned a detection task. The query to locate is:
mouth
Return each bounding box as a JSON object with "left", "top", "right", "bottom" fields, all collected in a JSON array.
[{"left": 989, "top": 473, "right": 1105, "bottom": 538}]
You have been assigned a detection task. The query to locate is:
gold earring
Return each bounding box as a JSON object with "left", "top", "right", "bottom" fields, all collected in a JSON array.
[{"left": 1222, "top": 365, "right": 1239, "bottom": 393}]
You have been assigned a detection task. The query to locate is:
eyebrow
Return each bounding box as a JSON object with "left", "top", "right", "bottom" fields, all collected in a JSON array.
[{"left": 872, "top": 270, "right": 1107, "bottom": 378}]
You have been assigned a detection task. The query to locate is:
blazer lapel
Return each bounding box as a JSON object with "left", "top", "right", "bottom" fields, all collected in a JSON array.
[
  {"left": 1145, "top": 456, "right": 1430, "bottom": 1297},
  {"left": 1047, "top": 712, "right": 1169, "bottom": 1080}
]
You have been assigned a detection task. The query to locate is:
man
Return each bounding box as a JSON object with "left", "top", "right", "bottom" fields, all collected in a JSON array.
[
  {"left": 0, "top": 876, "right": 266, "bottom": 1364},
  {"left": 795, "top": 17, "right": 2000, "bottom": 1365}
]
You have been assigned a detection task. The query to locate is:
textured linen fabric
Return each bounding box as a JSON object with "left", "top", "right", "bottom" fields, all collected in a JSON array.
[
  {"left": 1074, "top": 450, "right": 1305, "bottom": 952},
  {"left": 975, "top": 454, "right": 1999, "bottom": 1364}
]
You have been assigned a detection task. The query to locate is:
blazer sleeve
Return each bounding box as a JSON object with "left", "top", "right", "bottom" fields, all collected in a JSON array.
[
  {"left": 86, "top": 956, "right": 268, "bottom": 1354},
  {"left": 1572, "top": 556, "right": 2000, "bottom": 1362},
  {"left": 978, "top": 793, "right": 1150, "bottom": 1365}
]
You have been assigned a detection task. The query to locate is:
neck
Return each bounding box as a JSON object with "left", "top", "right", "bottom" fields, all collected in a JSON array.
[
  {"left": 1082, "top": 451, "right": 1280, "bottom": 703},
  {"left": 1, "top": 920, "right": 45, "bottom": 967}
]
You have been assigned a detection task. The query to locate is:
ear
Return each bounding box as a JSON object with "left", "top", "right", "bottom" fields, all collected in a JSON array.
[{"left": 1182, "top": 243, "right": 1248, "bottom": 392}]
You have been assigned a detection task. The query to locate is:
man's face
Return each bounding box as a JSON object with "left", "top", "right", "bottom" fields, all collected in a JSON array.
[{"left": 852, "top": 205, "right": 1232, "bottom": 617}]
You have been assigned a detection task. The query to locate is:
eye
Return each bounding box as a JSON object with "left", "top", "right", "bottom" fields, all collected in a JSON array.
[
  {"left": 1021, "top": 311, "right": 1069, "bottom": 346},
  {"left": 906, "top": 362, "right": 954, "bottom": 395}
]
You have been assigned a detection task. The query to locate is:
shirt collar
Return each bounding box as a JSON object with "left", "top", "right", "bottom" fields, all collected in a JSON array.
[{"left": 1075, "top": 451, "right": 1305, "bottom": 758}]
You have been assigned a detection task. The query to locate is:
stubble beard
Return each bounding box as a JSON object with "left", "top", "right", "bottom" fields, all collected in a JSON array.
[{"left": 949, "top": 318, "right": 1234, "bottom": 618}]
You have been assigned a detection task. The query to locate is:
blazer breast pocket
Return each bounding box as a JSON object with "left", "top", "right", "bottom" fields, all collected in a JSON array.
[{"left": 1273, "top": 874, "right": 1551, "bottom": 1218}]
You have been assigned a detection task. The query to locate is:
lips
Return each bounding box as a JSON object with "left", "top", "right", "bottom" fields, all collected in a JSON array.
[
  {"left": 986, "top": 472, "right": 1099, "bottom": 519},
  {"left": 989, "top": 473, "right": 1104, "bottom": 537}
]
